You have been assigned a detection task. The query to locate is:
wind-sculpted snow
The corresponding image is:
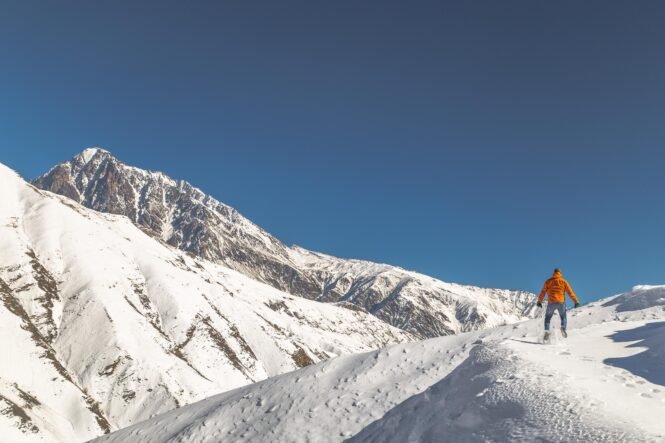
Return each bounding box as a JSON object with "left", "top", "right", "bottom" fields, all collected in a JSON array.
[
  {"left": 0, "top": 162, "right": 411, "bottom": 442},
  {"left": 96, "top": 285, "right": 665, "bottom": 443},
  {"left": 350, "top": 345, "right": 650, "bottom": 443},
  {"left": 604, "top": 321, "right": 665, "bottom": 387},
  {"left": 602, "top": 285, "right": 665, "bottom": 312},
  {"left": 34, "top": 148, "right": 536, "bottom": 338}
]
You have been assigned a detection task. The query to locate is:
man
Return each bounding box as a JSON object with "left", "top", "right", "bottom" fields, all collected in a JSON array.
[{"left": 537, "top": 268, "right": 580, "bottom": 341}]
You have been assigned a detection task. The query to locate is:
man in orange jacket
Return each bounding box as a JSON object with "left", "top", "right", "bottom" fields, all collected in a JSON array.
[{"left": 537, "top": 268, "right": 580, "bottom": 340}]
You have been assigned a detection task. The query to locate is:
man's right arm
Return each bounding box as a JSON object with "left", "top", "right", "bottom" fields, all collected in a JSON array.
[{"left": 537, "top": 281, "right": 548, "bottom": 303}]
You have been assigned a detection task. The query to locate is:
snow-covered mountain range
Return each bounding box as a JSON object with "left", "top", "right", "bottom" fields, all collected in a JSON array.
[
  {"left": 95, "top": 285, "right": 665, "bottom": 443},
  {"left": 3, "top": 150, "right": 663, "bottom": 443},
  {"left": 0, "top": 162, "right": 412, "bottom": 443},
  {"left": 34, "top": 148, "right": 535, "bottom": 338},
  {"left": 0, "top": 149, "right": 542, "bottom": 442}
]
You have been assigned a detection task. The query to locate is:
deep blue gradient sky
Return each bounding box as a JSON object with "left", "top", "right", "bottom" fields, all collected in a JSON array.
[{"left": 1, "top": 1, "right": 664, "bottom": 301}]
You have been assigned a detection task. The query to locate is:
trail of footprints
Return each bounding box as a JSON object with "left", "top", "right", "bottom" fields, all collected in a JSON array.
[{"left": 554, "top": 348, "right": 665, "bottom": 403}]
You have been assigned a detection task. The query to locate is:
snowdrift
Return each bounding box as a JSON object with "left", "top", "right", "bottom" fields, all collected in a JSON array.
[{"left": 96, "top": 286, "right": 665, "bottom": 443}]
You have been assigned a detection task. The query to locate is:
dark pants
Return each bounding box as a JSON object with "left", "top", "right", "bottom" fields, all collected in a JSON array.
[{"left": 544, "top": 302, "right": 567, "bottom": 331}]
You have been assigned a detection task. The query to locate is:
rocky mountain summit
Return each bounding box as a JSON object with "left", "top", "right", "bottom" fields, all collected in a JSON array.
[
  {"left": 0, "top": 161, "right": 410, "bottom": 442},
  {"left": 34, "top": 148, "right": 536, "bottom": 338}
]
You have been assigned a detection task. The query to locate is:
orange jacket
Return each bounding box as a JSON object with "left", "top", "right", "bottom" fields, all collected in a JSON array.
[{"left": 538, "top": 270, "right": 578, "bottom": 304}]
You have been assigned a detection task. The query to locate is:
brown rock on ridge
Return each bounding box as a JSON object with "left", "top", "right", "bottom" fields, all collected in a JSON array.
[{"left": 34, "top": 148, "right": 536, "bottom": 338}]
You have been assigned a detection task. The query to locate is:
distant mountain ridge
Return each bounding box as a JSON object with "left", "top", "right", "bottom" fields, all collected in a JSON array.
[{"left": 34, "top": 148, "right": 536, "bottom": 338}]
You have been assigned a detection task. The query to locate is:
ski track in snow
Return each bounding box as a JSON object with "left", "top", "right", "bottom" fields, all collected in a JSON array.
[{"left": 96, "top": 287, "right": 665, "bottom": 443}]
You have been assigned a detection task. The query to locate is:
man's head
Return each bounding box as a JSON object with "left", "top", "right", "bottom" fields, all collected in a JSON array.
[{"left": 554, "top": 268, "right": 561, "bottom": 274}]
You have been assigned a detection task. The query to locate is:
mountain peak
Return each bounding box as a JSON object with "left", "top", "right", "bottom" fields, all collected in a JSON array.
[
  {"left": 76, "top": 147, "right": 112, "bottom": 163},
  {"left": 33, "top": 153, "right": 536, "bottom": 338},
  {"left": 1, "top": 164, "right": 412, "bottom": 441}
]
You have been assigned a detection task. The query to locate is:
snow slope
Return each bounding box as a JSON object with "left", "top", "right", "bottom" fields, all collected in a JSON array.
[
  {"left": 0, "top": 162, "right": 412, "bottom": 442},
  {"left": 96, "top": 285, "right": 665, "bottom": 442},
  {"left": 34, "top": 148, "right": 536, "bottom": 338}
]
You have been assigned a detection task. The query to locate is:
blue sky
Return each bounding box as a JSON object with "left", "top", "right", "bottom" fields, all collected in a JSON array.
[{"left": 1, "top": 1, "right": 664, "bottom": 301}]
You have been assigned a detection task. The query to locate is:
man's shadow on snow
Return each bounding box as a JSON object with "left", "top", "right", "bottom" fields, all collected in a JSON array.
[{"left": 604, "top": 321, "right": 665, "bottom": 387}]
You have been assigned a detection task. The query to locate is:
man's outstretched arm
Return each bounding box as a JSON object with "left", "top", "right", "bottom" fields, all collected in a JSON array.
[
  {"left": 537, "top": 281, "right": 548, "bottom": 303},
  {"left": 565, "top": 281, "right": 579, "bottom": 304}
]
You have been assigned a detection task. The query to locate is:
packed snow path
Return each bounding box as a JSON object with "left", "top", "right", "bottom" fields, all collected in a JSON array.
[
  {"left": 96, "top": 286, "right": 665, "bottom": 443},
  {"left": 353, "top": 321, "right": 664, "bottom": 442},
  {"left": 506, "top": 322, "right": 665, "bottom": 438}
]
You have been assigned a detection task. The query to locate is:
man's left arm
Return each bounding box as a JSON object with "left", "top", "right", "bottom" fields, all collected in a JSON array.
[{"left": 565, "top": 280, "right": 580, "bottom": 306}]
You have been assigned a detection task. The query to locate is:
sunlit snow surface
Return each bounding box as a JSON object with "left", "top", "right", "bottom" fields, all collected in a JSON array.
[
  {"left": 0, "top": 163, "right": 411, "bottom": 442},
  {"left": 3, "top": 158, "right": 665, "bottom": 443},
  {"left": 33, "top": 148, "right": 537, "bottom": 339},
  {"left": 97, "top": 287, "right": 665, "bottom": 443}
]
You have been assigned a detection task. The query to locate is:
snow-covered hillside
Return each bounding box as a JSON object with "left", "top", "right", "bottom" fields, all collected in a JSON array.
[
  {"left": 34, "top": 148, "right": 535, "bottom": 338},
  {"left": 0, "top": 162, "right": 412, "bottom": 443},
  {"left": 95, "top": 285, "right": 665, "bottom": 442}
]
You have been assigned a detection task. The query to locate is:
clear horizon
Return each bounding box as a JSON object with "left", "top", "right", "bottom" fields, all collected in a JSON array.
[{"left": 3, "top": 1, "right": 665, "bottom": 301}]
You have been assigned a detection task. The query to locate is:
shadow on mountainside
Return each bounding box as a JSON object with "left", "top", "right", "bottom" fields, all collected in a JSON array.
[
  {"left": 604, "top": 321, "right": 665, "bottom": 388},
  {"left": 602, "top": 286, "right": 665, "bottom": 312}
]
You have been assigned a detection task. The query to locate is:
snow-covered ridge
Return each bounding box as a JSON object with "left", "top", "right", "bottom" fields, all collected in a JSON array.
[
  {"left": 33, "top": 148, "right": 536, "bottom": 338},
  {"left": 0, "top": 162, "right": 411, "bottom": 442},
  {"left": 95, "top": 285, "right": 665, "bottom": 443}
]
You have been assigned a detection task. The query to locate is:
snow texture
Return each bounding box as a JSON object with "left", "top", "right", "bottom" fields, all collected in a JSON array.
[
  {"left": 33, "top": 149, "right": 536, "bottom": 338},
  {"left": 96, "top": 286, "right": 665, "bottom": 443},
  {"left": 5, "top": 150, "right": 663, "bottom": 442},
  {"left": 0, "top": 162, "right": 411, "bottom": 442}
]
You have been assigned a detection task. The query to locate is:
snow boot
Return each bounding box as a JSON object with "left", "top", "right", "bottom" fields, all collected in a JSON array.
[
  {"left": 543, "top": 331, "right": 550, "bottom": 342},
  {"left": 561, "top": 328, "right": 567, "bottom": 338}
]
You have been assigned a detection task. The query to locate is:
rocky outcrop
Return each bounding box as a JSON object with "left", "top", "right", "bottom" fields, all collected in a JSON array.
[
  {"left": 34, "top": 148, "right": 536, "bottom": 338},
  {"left": 1, "top": 161, "right": 411, "bottom": 441}
]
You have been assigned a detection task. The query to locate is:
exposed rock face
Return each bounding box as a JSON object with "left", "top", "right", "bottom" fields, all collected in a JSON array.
[
  {"left": 34, "top": 148, "right": 536, "bottom": 338},
  {"left": 0, "top": 161, "right": 411, "bottom": 442}
]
